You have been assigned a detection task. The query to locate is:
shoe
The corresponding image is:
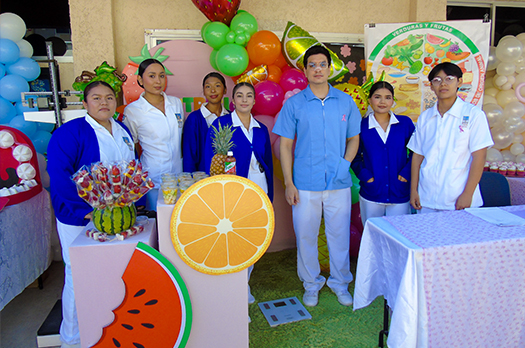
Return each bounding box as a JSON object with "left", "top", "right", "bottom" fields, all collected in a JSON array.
[
  {"left": 333, "top": 289, "right": 353, "bottom": 306},
  {"left": 248, "top": 289, "right": 255, "bottom": 304},
  {"left": 303, "top": 290, "right": 319, "bottom": 307}
]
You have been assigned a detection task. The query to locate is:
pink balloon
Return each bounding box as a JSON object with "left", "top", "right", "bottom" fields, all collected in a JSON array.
[
  {"left": 252, "top": 80, "right": 284, "bottom": 116},
  {"left": 272, "top": 135, "right": 296, "bottom": 161},
  {"left": 254, "top": 114, "right": 278, "bottom": 145},
  {"left": 279, "top": 68, "right": 308, "bottom": 93}
]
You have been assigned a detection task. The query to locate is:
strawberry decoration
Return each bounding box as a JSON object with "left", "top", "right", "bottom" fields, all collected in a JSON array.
[{"left": 191, "top": 0, "right": 240, "bottom": 26}]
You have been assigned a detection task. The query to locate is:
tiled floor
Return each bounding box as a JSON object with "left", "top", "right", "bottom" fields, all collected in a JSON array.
[{"left": 1, "top": 262, "right": 64, "bottom": 348}]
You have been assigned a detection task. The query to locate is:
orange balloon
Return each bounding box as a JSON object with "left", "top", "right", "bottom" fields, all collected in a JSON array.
[
  {"left": 267, "top": 65, "right": 282, "bottom": 84},
  {"left": 246, "top": 30, "right": 281, "bottom": 66},
  {"left": 273, "top": 52, "right": 288, "bottom": 69}
]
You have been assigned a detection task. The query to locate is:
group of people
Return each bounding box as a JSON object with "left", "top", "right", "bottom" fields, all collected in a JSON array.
[{"left": 47, "top": 45, "right": 492, "bottom": 347}]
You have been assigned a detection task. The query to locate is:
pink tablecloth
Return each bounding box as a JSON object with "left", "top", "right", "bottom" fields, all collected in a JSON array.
[{"left": 384, "top": 207, "right": 525, "bottom": 347}]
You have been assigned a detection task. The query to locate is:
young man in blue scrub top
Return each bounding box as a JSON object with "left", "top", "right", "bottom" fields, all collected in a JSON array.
[{"left": 273, "top": 46, "right": 361, "bottom": 307}]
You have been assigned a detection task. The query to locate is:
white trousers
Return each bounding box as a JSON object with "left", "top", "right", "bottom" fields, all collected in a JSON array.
[
  {"left": 293, "top": 188, "right": 353, "bottom": 292},
  {"left": 359, "top": 196, "right": 411, "bottom": 225},
  {"left": 56, "top": 220, "right": 84, "bottom": 346}
]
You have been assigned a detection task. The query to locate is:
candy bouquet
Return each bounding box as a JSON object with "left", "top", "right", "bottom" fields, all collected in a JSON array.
[{"left": 71, "top": 159, "right": 155, "bottom": 242}]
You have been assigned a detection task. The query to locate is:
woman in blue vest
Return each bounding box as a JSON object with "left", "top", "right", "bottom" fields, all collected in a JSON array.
[{"left": 351, "top": 81, "right": 415, "bottom": 224}]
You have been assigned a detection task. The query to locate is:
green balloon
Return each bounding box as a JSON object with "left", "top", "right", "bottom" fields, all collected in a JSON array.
[
  {"left": 230, "top": 12, "right": 258, "bottom": 37},
  {"left": 235, "top": 33, "right": 247, "bottom": 46},
  {"left": 226, "top": 31, "right": 235, "bottom": 44},
  {"left": 216, "top": 44, "right": 249, "bottom": 76},
  {"left": 201, "top": 21, "right": 212, "bottom": 42},
  {"left": 350, "top": 169, "right": 360, "bottom": 205},
  {"left": 202, "top": 21, "right": 230, "bottom": 50},
  {"left": 209, "top": 49, "right": 219, "bottom": 71}
]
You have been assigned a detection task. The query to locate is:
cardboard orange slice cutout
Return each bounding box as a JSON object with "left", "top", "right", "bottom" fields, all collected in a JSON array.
[{"left": 171, "top": 175, "right": 274, "bottom": 275}]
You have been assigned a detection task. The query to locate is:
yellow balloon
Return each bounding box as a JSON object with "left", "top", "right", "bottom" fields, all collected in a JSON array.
[
  {"left": 334, "top": 83, "right": 368, "bottom": 116},
  {"left": 236, "top": 64, "right": 268, "bottom": 85}
]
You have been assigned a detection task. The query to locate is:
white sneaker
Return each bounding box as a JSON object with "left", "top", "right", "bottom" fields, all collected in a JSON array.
[
  {"left": 303, "top": 290, "right": 319, "bottom": 307},
  {"left": 333, "top": 289, "right": 353, "bottom": 306}
]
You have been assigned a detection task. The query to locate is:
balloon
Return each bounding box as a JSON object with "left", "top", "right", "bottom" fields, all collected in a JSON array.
[
  {"left": 30, "top": 130, "right": 52, "bottom": 154},
  {"left": 483, "top": 95, "right": 498, "bottom": 105},
  {"left": 6, "top": 57, "right": 41, "bottom": 81},
  {"left": 252, "top": 80, "right": 284, "bottom": 116},
  {"left": 246, "top": 30, "right": 281, "bottom": 66},
  {"left": 513, "top": 72, "right": 525, "bottom": 89},
  {"left": 496, "top": 89, "right": 518, "bottom": 107},
  {"left": 15, "top": 99, "right": 37, "bottom": 114},
  {"left": 487, "top": 46, "right": 499, "bottom": 71},
  {"left": 254, "top": 115, "right": 278, "bottom": 144},
  {"left": 16, "top": 39, "right": 33, "bottom": 58},
  {"left": 230, "top": 11, "right": 258, "bottom": 37},
  {"left": 267, "top": 65, "right": 282, "bottom": 84},
  {"left": 485, "top": 87, "right": 499, "bottom": 98},
  {"left": 485, "top": 77, "right": 494, "bottom": 89},
  {"left": 515, "top": 82, "right": 525, "bottom": 103},
  {"left": 209, "top": 49, "right": 219, "bottom": 71},
  {"left": 0, "top": 63, "right": 4, "bottom": 78},
  {"left": 202, "top": 21, "right": 230, "bottom": 50},
  {"left": 504, "top": 118, "right": 524, "bottom": 134},
  {"left": 273, "top": 53, "right": 288, "bottom": 69},
  {"left": 491, "top": 127, "right": 514, "bottom": 149},
  {"left": 486, "top": 148, "right": 503, "bottom": 162},
  {"left": 215, "top": 44, "right": 249, "bottom": 76},
  {"left": 511, "top": 143, "right": 525, "bottom": 156},
  {"left": 333, "top": 83, "right": 369, "bottom": 116},
  {"left": 513, "top": 134, "right": 524, "bottom": 144},
  {"left": 236, "top": 64, "right": 268, "bottom": 85},
  {"left": 0, "top": 13, "right": 26, "bottom": 42},
  {"left": 272, "top": 136, "right": 296, "bottom": 161},
  {"left": 496, "top": 37, "right": 523, "bottom": 63},
  {"left": 483, "top": 103, "right": 504, "bottom": 127},
  {"left": 281, "top": 21, "right": 348, "bottom": 82},
  {"left": 503, "top": 101, "right": 525, "bottom": 120},
  {"left": 191, "top": 0, "right": 240, "bottom": 26},
  {"left": 8, "top": 115, "right": 37, "bottom": 138},
  {"left": 501, "top": 149, "right": 515, "bottom": 162},
  {"left": 0, "top": 74, "right": 29, "bottom": 102},
  {"left": 0, "top": 96, "right": 16, "bottom": 124},
  {"left": 494, "top": 74, "right": 507, "bottom": 87},
  {"left": 516, "top": 154, "right": 525, "bottom": 163},
  {"left": 279, "top": 68, "right": 308, "bottom": 93},
  {"left": 36, "top": 122, "right": 55, "bottom": 132},
  {"left": 496, "top": 62, "right": 516, "bottom": 76},
  {"left": 0, "top": 38, "right": 20, "bottom": 64}
]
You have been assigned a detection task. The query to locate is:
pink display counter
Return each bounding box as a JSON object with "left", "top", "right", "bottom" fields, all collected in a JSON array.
[
  {"left": 69, "top": 217, "right": 157, "bottom": 348},
  {"left": 157, "top": 194, "right": 249, "bottom": 348}
]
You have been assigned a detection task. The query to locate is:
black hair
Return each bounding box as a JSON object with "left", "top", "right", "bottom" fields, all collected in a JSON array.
[
  {"left": 202, "top": 72, "right": 226, "bottom": 88},
  {"left": 428, "top": 62, "right": 463, "bottom": 81},
  {"left": 303, "top": 45, "right": 331, "bottom": 68},
  {"left": 233, "top": 82, "right": 255, "bottom": 95},
  {"left": 83, "top": 81, "right": 115, "bottom": 100},
  {"left": 137, "top": 58, "right": 165, "bottom": 88},
  {"left": 369, "top": 81, "right": 394, "bottom": 99}
]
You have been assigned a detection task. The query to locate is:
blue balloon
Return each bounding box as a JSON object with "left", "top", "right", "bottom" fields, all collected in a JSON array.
[
  {"left": 15, "top": 98, "right": 37, "bottom": 114},
  {"left": 7, "top": 57, "right": 41, "bottom": 81},
  {"left": 9, "top": 114, "right": 37, "bottom": 138},
  {"left": 0, "top": 63, "right": 5, "bottom": 77},
  {"left": 0, "top": 39, "right": 20, "bottom": 64},
  {"left": 30, "top": 130, "right": 52, "bottom": 154},
  {"left": 0, "top": 74, "right": 29, "bottom": 102},
  {"left": 36, "top": 122, "right": 55, "bottom": 132},
  {"left": 0, "top": 96, "right": 16, "bottom": 124}
]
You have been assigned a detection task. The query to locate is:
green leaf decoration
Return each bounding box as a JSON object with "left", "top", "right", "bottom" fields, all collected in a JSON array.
[{"left": 128, "top": 44, "right": 173, "bottom": 75}]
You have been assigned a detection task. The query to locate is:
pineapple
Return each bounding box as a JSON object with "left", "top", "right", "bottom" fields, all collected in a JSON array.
[{"left": 210, "top": 123, "right": 235, "bottom": 176}]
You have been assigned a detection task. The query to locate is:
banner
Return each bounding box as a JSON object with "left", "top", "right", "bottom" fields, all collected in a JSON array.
[{"left": 365, "top": 20, "right": 490, "bottom": 121}]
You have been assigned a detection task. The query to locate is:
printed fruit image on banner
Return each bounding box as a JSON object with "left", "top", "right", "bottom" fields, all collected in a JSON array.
[
  {"left": 365, "top": 21, "right": 490, "bottom": 122},
  {"left": 171, "top": 175, "right": 274, "bottom": 275},
  {"left": 92, "top": 242, "right": 192, "bottom": 348}
]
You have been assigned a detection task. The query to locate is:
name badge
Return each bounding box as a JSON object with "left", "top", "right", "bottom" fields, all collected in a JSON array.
[
  {"left": 459, "top": 115, "right": 469, "bottom": 133},
  {"left": 175, "top": 113, "right": 183, "bottom": 128},
  {"left": 123, "top": 136, "right": 133, "bottom": 152}
]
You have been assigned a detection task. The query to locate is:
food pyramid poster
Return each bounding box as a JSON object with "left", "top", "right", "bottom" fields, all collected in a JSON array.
[{"left": 365, "top": 20, "right": 490, "bottom": 122}]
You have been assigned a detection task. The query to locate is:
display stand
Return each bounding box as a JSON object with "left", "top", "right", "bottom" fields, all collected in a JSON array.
[
  {"left": 69, "top": 218, "right": 158, "bottom": 348},
  {"left": 157, "top": 194, "right": 249, "bottom": 348}
]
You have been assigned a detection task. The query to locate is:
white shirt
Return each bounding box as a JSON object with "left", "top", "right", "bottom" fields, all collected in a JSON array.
[
  {"left": 231, "top": 111, "right": 268, "bottom": 193},
  {"left": 368, "top": 111, "right": 399, "bottom": 144},
  {"left": 200, "top": 102, "right": 229, "bottom": 127},
  {"left": 407, "top": 97, "right": 494, "bottom": 210},
  {"left": 123, "top": 92, "right": 184, "bottom": 186},
  {"left": 85, "top": 114, "right": 135, "bottom": 163}
]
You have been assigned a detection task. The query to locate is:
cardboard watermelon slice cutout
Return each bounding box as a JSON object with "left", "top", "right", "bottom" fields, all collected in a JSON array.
[{"left": 92, "top": 242, "right": 192, "bottom": 348}]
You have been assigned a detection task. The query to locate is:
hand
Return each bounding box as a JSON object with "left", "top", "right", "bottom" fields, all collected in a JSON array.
[
  {"left": 367, "top": 177, "right": 374, "bottom": 183},
  {"left": 410, "top": 190, "right": 421, "bottom": 210},
  {"left": 84, "top": 212, "right": 93, "bottom": 220},
  {"left": 285, "top": 183, "right": 300, "bottom": 206},
  {"left": 398, "top": 175, "right": 408, "bottom": 182},
  {"left": 455, "top": 192, "right": 472, "bottom": 210}
]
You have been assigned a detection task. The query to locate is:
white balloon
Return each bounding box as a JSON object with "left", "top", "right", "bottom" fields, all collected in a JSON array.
[
  {"left": 15, "top": 39, "right": 33, "bottom": 58},
  {"left": 483, "top": 95, "right": 498, "bottom": 105},
  {"left": 494, "top": 74, "right": 508, "bottom": 87},
  {"left": 485, "top": 87, "right": 499, "bottom": 98},
  {"left": 515, "top": 55, "right": 525, "bottom": 67},
  {"left": 492, "top": 128, "right": 514, "bottom": 149},
  {"left": 501, "top": 150, "right": 516, "bottom": 161},
  {"left": 508, "top": 76, "right": 516, "bottom": 85},
  {"left": 0, "top": 13, "right": 26, "bottom": 42},
  {"left": 516, "top": 154, "right": 525, "bottom": 163},
  {"left": 514, "top": 120, "right": 525, "bottom": 134},
  {"left": 517, "top": 33, "right": 525, "bottom": 48},
  {"left": 496, "top": 89, "right": 519, "bottom": 107},
  {"left": 486, "top": 147, "right": 503, "bottom": 162},
  {"left": 497, "top": 62, "right": 516, "bottom": 76},
  {"left": 505, "top": 119, "right": 525, "bottom": 133},
  {"left": 496, "top": 37, "right": 523, "bottom": 63},
  {"left": 487, "top": 46, "right": 500, "bottom": 71},
  {"left": 483, "top": 103, "right": 504, "bottom": 126},
  {"left": 513, "top": 72, "right": 525, "bottom": 89},
  {"left": 504, "top": 101, "right": 525, "bottom": 119},
  {"left": 517, "top": 65, "right": 525, "bottom": 74},
  {"left": 501, "top": 82, "right": 513, "bottom": 90},
  {"left": 485, "top": 77, "right": 494, "bottom": 89},
  {"left": 513, "top": 134, "right": 524, "bottom": 144},
  {"left": 511, "top": 143, "right": 525, "bottom": 155}
]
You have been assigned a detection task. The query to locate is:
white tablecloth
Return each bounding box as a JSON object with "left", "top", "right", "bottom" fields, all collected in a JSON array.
[{"left": 0, "top": 190, "right": 55, "bottom": 310}]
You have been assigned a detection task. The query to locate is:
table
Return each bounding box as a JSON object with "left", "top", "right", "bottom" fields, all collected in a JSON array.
[
  {"left": 0, "top": 189, "right": 55, "bottom": 310},
  {"left": 69, "top": 218, "right": 157, "bottom": 348},
  {"left": 354, "top": 206, "right": 525, "bottom": 348},
  {"left": 507, "top": 176, "right": 525, "bottom": 205}
]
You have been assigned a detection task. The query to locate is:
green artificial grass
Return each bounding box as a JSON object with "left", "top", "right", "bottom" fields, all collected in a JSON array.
[{"left": 249, "top": 249, "right": 385, "bottom": 348}]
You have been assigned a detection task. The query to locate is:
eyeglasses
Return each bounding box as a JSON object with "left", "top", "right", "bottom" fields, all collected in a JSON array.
[
  {"left": 307, "top": 61, "right": 329, "bottom": 69},
  {"left": 431, "top": 75, "right": 457, "bottom": 86}
]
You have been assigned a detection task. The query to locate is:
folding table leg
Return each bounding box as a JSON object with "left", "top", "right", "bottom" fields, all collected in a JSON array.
[{"left": 378, "top": 299, "right": 389, "bottom": 347}]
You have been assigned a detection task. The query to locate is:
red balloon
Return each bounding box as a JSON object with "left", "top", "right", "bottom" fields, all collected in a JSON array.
[
  {"left": 191, "top": 0, "right": 240, "bottom": 26},
  {"left": 267, "top": 65, "right": 282, "bottom": 84},
  {"left": 252, "top": 80, "right": 284, "bottom": 116},
  {"left": 279, "top": 68, "right": 308, "bottom": 93},
  {"left": 246, "top": 30, "right": 281, "bottom": 66}
]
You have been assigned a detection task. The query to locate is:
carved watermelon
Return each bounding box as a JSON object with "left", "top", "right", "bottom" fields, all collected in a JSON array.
[
  {"left": 92, "top": 242, "right": 192, "bottom": 348},
  {"left": 93, "top": 204, "right": 137, "bottom": 235}
]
